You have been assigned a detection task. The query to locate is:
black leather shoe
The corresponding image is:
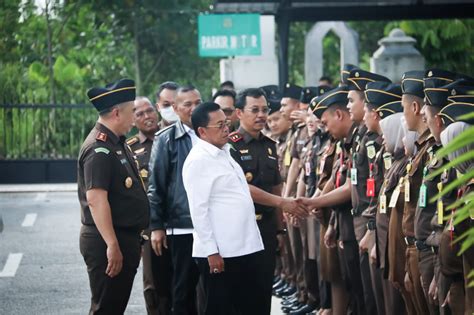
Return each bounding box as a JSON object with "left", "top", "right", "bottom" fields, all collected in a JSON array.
[
  {"left": 281, "top": 302, "right": 303, "bottom": 313},
  {"left": 273, "top": 278, "right": 286, "bottom": 290},
  {"left": 279, "top": 285, "right": 297, "bottom": 297},
  {"left": 281, "top": 296, "right": 298, "bottom": 306},
  {"left": 289, "top": 304, "right": 318, "bottom": 315},
  {"left": 274, "top": 283, "right": 290, "bottom": 297},
  {"left": 282, "top": 291, "right": 297, "bottom": 300}
]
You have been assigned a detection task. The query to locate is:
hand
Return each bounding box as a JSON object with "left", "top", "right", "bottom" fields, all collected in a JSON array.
[
  {"left": 428, "top": 276, "right": 438, "bottom": 305},
  {"left": 290, "top": 110, "right": 309, "bottom": 124},
  {"left": 442, "top": 289, "right": 450, "bottom": 308},
  {"left": 299, "top": 197, "right": 320, "bottom": 212},
  {"left": 105, "top": 243, "right": 123, "bottom": 278},
  {"left": 359, "top": 229, "right": 375, "bottom": 254},
  {"left": 277, "top": 234, "right": 286, "bottom": 254},
  {"left": 324, "top": 225, "right": 336, "bottom": 249},
  {"left": 208, "top": 253, "right": 225, "bottom": 274},
  {"left": 369, "top": 244, "right": 377, "bottom": 265},
  {"left": 151, "top": 230, "right": 167, "bottom": 256},
  {"left": 280, "top": 197, "right": 309, "bottom": 219},
  {"left": 404, "top": 272, "right": 413, "bottom": 293}
]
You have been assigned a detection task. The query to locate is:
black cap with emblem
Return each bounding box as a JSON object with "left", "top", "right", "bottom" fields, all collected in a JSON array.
[
  {"left": 401, "top": 70, "right": 425, "bottom": 98},
  {"left": 346, "top": 69, "right": 391, "bottom": 91},
  {"left": 365, "top": 82, "right": 403, "bottom": 118},
  {"left": 438, "top": 99, "right": 474, "bottom": 126},
  {"left": 310, "top": 86, "right": 349, "bottom": 119},
  {"left": 341, "top": 64, "right": 359, "bottom": 86},
  {"left": 282, "top": 83, "right": 303, "bottom": 100},
  {"left": 87, "top": 78, "right": 136, "bottom": 113},
  {"left": 260, "top": 85, "right": 282, "bottom": 115},
  {"left": 423, "top": 69, "right": 459, "bottom": 108},
  {"left": 300, "top": 85, "right": 331, "bottom": 104},
  {"left": 446, "top": 78, "right": 474, "bottom": 104}
]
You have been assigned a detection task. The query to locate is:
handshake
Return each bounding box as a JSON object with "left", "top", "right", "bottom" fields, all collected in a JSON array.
[{"left": 278, "top": 197, "right": 320, "bottom": 219}]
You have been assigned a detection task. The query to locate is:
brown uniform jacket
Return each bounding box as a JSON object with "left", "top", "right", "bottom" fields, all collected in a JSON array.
[
  {"left": 127, "top": 132, "right": 154, "bottom": 187},
  {"left": 276, "top": 128, "right": 293, "bottom": 183},
  {"left": 77, "top": 122, "right": 149, "bottom": 231}
]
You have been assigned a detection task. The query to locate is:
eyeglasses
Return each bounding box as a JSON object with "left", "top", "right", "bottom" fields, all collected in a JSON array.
[
  {"left": 222, "top": 108, "right": 235, "bottom": 116},
  {"left": 134, "top": 108, "right": 156, "bottom": 118},
  {"left": 206, "top": 120, "right": 232, "bottom": 130},
  {"left": 245, "top": 107, "right": 270, "bottom": 115}
]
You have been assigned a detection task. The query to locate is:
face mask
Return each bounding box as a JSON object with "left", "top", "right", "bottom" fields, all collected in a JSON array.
[{"left": 160, "top": 106, "right": 178, "bottom": 123}]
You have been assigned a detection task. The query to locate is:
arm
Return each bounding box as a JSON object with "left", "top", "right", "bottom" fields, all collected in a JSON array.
[
  {"left": 147, "top": 132, "right": 170, "bottom": 255},
  {"left": 284, "top": 158, "right": 300, "bottom": 197},
  {"left": 303, "top": 179, "right": 351, "bottom": 209},
  {"left": 249, "top": 184, "right": 308, "bottom": 218},
  {"left": 86, "top": 189, "right": 122, "bottom": 278}
]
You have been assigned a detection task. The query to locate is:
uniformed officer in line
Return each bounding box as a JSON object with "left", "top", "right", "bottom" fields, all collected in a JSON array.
[
  {"left": 228, "top": 87, "right": 309, "bottom": 315},
  {"left": 155, "top": 81, "right": 180, "bottom": 128},
  {"left": 127, "top": 97, "right": 171, "bottom": 315},
  {"left": 260, "top": 84, "right": 296, "bottom": 294},
  {"left": 277, "top": 83, "right": 304, "bottom": 299},
  {"left": 421, "top": 76, "right": 474, "bottom": 315},
  {"left": 363, "top": 81, "right": 407, "bottom": 315},
  {"left": 78, "top": 78, "right": 150, "bottom": 314},
  {"left": 283, "top": 86, "right": 331, "bottom": 315},
  {"left": 212, "top": 89, "right": 238, "bottom": 131},
  {"left": 400, "top": 69, "right": 437, "bottom": 315},
  {"left": 345, "top": 68, "right": 392, "bottom": 315},
  {"left": 304, "top": 85, "right": 368, "bottom": 314},
  {"left": 437, "top": 100, "right": 474, "bottom": 315}
]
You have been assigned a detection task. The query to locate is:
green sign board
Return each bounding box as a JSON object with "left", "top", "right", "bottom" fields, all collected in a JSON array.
[{"left": 198, "top": 14, "right": 261, "bottom": 57}]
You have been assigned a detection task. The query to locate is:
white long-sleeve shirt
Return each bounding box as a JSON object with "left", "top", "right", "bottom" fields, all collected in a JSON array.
[{"left": 182, "top": 138, "right": 264, "bottom": 258}]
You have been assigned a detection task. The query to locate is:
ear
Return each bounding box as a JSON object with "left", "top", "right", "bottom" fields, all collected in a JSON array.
[
  {"left": 236, "top": 108, "right": 244, "bottom": 120},
  {"left": 434, "top": 114, "right": 444, "bottom": 128},
  {"left": 413, "top": 100, "right": 422, "bottom": 115},
  {"left": 197, "top": 126, "right": 206, "bottom": 138}
]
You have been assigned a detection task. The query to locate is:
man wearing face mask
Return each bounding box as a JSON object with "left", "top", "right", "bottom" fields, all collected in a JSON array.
[{"left": 156, "top": 81, "right": 180, "bottom": 128}]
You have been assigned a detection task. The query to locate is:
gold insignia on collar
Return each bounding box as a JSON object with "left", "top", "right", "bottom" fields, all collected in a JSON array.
[
  {"left": 240, "top": 149, "right": 249, "bottom": 154},
  {"left": 268, "top": 148, "right": 272, "bottom": 155},
  {"left": 428, "top": 71, "right": 433, "bottom": 77},
  {"left": 245, "top": 172, "right": 253, "bottom": 183},
  {"left": 451, "top": 89, "right": 456, "bottom": 96},
  {"left": 140, "top": 169, "right": 148, "bottom": 178},
  {"left": 125, "top": 177, "right": 133, "bottom": 188}
]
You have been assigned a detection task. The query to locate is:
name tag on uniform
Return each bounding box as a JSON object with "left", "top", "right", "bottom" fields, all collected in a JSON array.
[
  {"left": 404, "top": 177, "right": 410, "bottom": 202},
  {"left": 351, "top": 168, "right": 357, "bottom": 185},
  {"left": 418, "top": 184, "right": 427, "bottom": 207},
  {"left": 120, "top": 158, "right": 128, "bottom": 164},
  {"left": 241, "top": 155, "right": 252, "bottom": 161},
  {"left": 380, "top": 195, "right": 387, "bottom": 214},
  {"left": 305, "top": 162, "right": 311, "bottom": 176}
]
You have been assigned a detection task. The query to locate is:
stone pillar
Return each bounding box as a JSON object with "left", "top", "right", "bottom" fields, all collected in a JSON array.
[
  {"left": 370, "top": 28, "right": 425, "bottom": 83},
  {"left": 305, "top": 22, "right": 359, "bottom": 86}
]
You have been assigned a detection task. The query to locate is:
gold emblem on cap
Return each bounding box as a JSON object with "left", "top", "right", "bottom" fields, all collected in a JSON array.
[
  {"left": 140, "top": 169, "right": 148, "bottom": 178},
  {"left": 125, "top": 177, "right": 133, "bottom": 188},
  {"left": 245, "top": 172, "right": 253, "bottom": 183},
  {"left": 451, "top": 89, "right": 456, "bottom": 96},
  {"left": 379, "top": 111, "right": 384, "bottom": 117},
  {"left": 355, "top": 72, "right": 360, "bottom": 77},
  {"left": 268, "top": 148, "right": 272, "bottom": 155},
  {"left": 306, "top": 89, "right": 310, "bottom": 93},
  {"left": 320, "top": 89, "right": 324, "bottom": 94},
  {"left": 286, "top": 83, "right": 290, "bottom": 88},
  {"left": 428, "top": 71, "right": 433, "bottom": 77}
]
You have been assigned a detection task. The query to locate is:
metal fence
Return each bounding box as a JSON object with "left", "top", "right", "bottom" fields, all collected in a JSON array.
[{"left": 0, "top": 103, "right": 97, "bottom": 159}]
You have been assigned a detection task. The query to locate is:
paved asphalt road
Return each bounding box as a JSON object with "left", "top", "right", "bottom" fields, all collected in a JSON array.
[{"left": 0, "top": 190, "right": 284, "bottom": 314}]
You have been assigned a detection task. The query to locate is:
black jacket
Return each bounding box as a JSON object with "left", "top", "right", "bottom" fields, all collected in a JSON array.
[{"left": 147, "top": 120, "right": 193, "bottom": 230}]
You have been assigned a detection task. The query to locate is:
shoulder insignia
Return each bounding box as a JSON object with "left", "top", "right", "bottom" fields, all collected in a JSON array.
[
  {"left": 229, "top": 132, "right": 243, "bottom": 143},
  {"left": 126, "top": 136, "right": 139, "bottom": 146},
  {"left": 96, "top": 132, "right": 107, "bottom": 142},
  {"left": 366, "top": 144, "right": 376, "bottom": 159},
  {"left": 94, "top": 147, "right": 110, "bottom": 154}
]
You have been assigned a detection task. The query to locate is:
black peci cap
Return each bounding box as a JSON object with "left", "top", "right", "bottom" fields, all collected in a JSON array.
[
  {"left": 438, "top": 100, "right": 474, "bottom": 126},
  {"left": 401, "top": 71, "right": 425, "bottom": 98},
  {"left": 346, "top": 69, "right": 391, "bottom": 92},
  {"left": 310, "top": 86, "right": 349, "bottom": 119},
  {"left": 341, "top": 64, "right": 359, "bottom": 86},
  {"left": 282, "top": 83, "right": 303, "bottom": 100},
  {"left": 260, "top": 85, "right": 282, "bottom": 115},
  {"left": 87, "top": 79, "right": 136, "bottom": 112},
  {"left": 365, "top": 82, "right": 403, "bottom": 118},
  {"left": 300, "top": 85, "right": 331, "bottom": 104}
]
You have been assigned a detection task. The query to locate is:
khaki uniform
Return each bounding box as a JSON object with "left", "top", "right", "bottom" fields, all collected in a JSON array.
[
  {"left": 127, "top": 133, "right": 171, "bottom": 315},
  {"left": 403, "top": 128, "right": 436, "bottom": 314},
  {"left": 78, "top": 122, "right": 149, "bottom": 314}
]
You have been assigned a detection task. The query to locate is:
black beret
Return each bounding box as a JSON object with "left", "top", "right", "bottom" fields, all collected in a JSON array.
[
  {"left": 365, "top": 82, "right": 402, "bottom": 119},
  {"left": 310, "top": 86, "right": 349, "bottom": 119},
  {"left": 260, "top": 85, "right": 282, "bottom": 115},
  {"left": 446, "top": 79, "right": 474, "bottom": 104},
  {"left": 87, "top": 78, "right": 136, "bottom": 112},
  {"left": 401, "top": 71, "right": 425, "bottom": 98},
  {"left": 438, "top": 101, "right": 474, "bottom": 126},
  {"left": 282, "top": 83, "right": 303, "bottom": 100},
  {"left": 300, "top": 85, "right": 331, "bottom": 104},
  {"left": 346, "top": 69, "right": 391, "bottom": 91},
  {"left": 341, "top": 64, "right": 359, "bottom": 86}
]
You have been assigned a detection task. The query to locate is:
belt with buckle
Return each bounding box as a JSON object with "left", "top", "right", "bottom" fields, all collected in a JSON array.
[
  {"left": 415, "top": 240, "right": 430, "bottom": 251},
  {"left": 405, "top": 236, "right": 416, "bottom": 246}
]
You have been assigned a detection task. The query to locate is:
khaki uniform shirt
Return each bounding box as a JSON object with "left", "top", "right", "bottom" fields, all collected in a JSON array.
[{"left": 126, "top": 132, "right": 154, "bottom": 187}]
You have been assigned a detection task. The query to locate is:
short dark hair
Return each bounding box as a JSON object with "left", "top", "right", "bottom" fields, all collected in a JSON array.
[
  {"left": 365, "top": 102, "right": 377, "bottom": 112},
  {"left": 191, "top": 102, "right": 221, "bottom": 137},
  {"left": 319, "top": 76, "right": 333, "bottom": 85},
  {"left": 220, "top": 80, "right": 234, "bottom": 89},
  {"left": 212, "top": 89, "right": 236, "bottom": 102},
  {"left": 235, "top": 88, "right": 267, "bottom": 109},
  {"left": 156, "top": 81, "right": 179, "bottom": 100},
  {"left": 327, "top": 102, "right": 349, "bottom": 113},
  {"left": 177, "top": 84, "right": 197, "bottom": 95}
]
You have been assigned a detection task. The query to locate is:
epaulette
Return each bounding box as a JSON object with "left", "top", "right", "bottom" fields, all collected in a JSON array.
[
  {"left": 126, "top": 136, "right": 139, "bottom": 146},
  {"left": 96, "top": 132, "right": 107, "bottom": 142},
  {"left": 229, "top": 132, "right": 243, "bottom": 143}
]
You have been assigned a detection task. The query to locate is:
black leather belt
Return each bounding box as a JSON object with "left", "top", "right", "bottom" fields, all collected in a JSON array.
[
  {"left": 415, "top": 239, "right": 438, "bottom": 254},
  {"left": 405, "top": 236, "right": 416, "bottom": 246}
]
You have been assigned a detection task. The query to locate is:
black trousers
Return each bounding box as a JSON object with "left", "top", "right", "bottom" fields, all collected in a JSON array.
[
  {"left": 79, "top": 225, "right": 141, "bottom": 315},
  {"left": 167, "top": 234, "right": 200, "bottom": 315},
  {"left": 142, "top": 229, "right": 172, "bottom": 315},
  {"left": 340, "top": 240, "right": 367, "bottom": 315},
  {"left": 196, "top": 251, "right": 264, "bottom": 315}
]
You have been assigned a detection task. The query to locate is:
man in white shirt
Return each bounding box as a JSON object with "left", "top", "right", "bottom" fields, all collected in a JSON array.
[{"left": 183, "top": 102, "right": 265, "bottom": 314}]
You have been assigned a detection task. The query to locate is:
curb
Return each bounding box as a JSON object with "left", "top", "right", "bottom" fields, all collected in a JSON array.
[{"left": 0, "top": 183, "right": 77, "bottom": 193}]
